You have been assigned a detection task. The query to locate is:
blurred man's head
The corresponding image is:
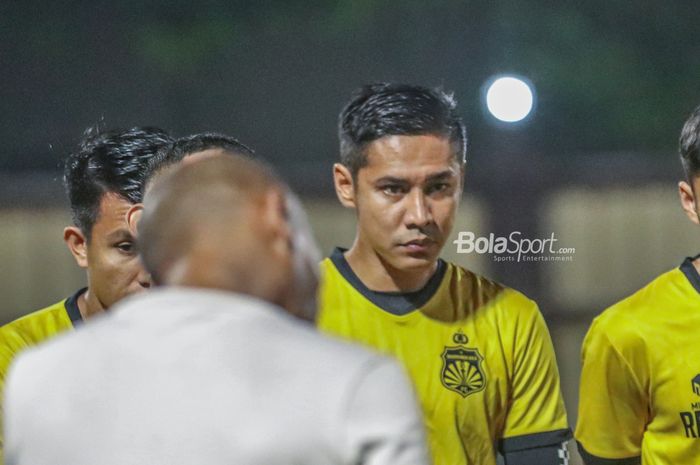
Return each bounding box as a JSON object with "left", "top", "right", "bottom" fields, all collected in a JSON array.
[
  {"left": 679, "top": 105, "right": 700, "bottom": 225},
  {"left": 63, "top": 126, "right": 172, "bottom": 317},
  {"left": 145, "top": 133, "right": 255, "bottom": 187},
  {"left": 333, "top": 84, "right": 466, "bottom": 288},
  {"left": 126, "top": 133, "right": 255, "bottom": 235},
  {"left": 138, "top": 156, "right": 320, "bottom": 321}
]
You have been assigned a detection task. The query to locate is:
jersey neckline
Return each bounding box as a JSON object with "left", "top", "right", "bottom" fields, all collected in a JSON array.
[
  {"left": 64, "top": 287, "right": 87, "bottom": 326},
  {"left": 680, "top": 253, "right": 700, "bottom": 295},
  {"left": 329, "top": 247, "right": 447, "bottom": 316}
]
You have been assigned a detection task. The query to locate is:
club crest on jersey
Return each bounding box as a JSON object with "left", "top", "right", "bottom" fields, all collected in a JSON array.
[
  {"left": 693, "top": 374, "right": 700, "bottom": 397},
  {"left": 440, "top": 331, "right": 486, "bottom": 397}
]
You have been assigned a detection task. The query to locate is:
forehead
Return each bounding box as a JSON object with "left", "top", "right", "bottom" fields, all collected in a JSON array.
[
  {"left": 361, "top": 134, "right": 460, "bottom": 179},
  {"left": 91, "top": 192, "right": 133, "bottom": 237}
]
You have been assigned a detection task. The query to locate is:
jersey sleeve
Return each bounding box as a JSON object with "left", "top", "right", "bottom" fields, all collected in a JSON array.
[
  {"left": 575, "top": 318, "right": 646, "bottom": 463},
  {"left": 500, "top": 300, "right": 571, "bottom": 452},
  {"left": 341, "top": 357, "right": 429, "bottom": 465}
]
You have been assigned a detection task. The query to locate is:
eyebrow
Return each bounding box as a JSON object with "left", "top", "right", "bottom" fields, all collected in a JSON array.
[
  {"left": 374, "top": 170, "right": 458, "bottom": 185},
  {"left": 374, "top": 176, "right": 409, "bottom": 185},
  {"left": 425, "top": 170, "right": 458, "bottom": 182},
  {"left": 105, "top": 229, "right": 133, "bottom": 242}
]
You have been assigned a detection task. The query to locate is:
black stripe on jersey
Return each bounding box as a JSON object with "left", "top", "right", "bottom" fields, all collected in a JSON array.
[
  {"left": 680, "top": 254, "right": 700, "bottom": 295},
  {"left": 501, "top": 441, "right": 570, "bottom": 465},
  {"left": 64, "top": 287, "right": 87, "bottom": 326},
  {"left": 329, "top": 247, "right": 446, "bottom": 315},
  {"left": 576, "top": 441, "right": 641, "bottom": 465},
  {"left": 499, "top": 428, "right": 572, "bottom": 453}
]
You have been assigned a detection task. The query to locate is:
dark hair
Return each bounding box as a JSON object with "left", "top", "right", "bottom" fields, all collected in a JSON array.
[
  {"left": 338, "top": 83, "right": 467, "bottom": 177},
  {"left": 143, "top": 132, "right": 255, "bottom": 191},
  {"left": 63, "top": 126, "right": 173, "bottom": 240},
  {"left": 680, "top": 105, "right": 700, "bottom": 180}
]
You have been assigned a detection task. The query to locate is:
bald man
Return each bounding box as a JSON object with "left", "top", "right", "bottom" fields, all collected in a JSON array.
[
  {"left": 126, "top": 131, "right": 321, "bottom": 319},
  {"left": 4, "top": 156, "right": 428, "bottom": 465}
]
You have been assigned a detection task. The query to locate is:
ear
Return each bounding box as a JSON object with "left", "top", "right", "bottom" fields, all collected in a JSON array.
[
  {"left": 126, "top": 203, "right": 144, "bottom": 237},
  {"left": 63, "top": 226, "right": 88, "bottom": 268},
  {"left": 333, "top": 163, "right": 357, "bottom": 209},
  {"left": 679, "top": 180, "right": 700, "bottom": 225}
]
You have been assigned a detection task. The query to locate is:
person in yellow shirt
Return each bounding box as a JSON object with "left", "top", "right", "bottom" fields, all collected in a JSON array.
[
  {"left": 318, "top": 83, "right": 571, "bottom": 465},
  {"left": 576, "top": 106, "right": 700, "bottom": 464},
  {"left": 0, "top": 132, "right": 258, "bottom": 378},
  {"left": 0, "top": 126, "right": 172, "bottom": 458}
]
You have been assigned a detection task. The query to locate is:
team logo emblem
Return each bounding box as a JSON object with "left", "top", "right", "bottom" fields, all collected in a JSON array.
[
  {"left": 440, "top": 331, "right": 486, "bottom": 397},
  {"left": 692, "top": 374, "right": 700, "bottom": 396}
]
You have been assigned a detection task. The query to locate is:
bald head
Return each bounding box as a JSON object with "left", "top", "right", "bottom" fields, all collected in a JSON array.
[{"left": 138, "top": 155, "right": 320, "bottom": 320}]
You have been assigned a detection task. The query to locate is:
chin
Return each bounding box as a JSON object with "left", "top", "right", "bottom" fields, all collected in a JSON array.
[{"left": 391, "top": 253, "right": 439, "bottom": 272}]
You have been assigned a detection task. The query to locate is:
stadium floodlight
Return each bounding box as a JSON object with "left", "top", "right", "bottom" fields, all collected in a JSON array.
[{"left": 484, "top": 76, "right": 535, "bottom": 123}]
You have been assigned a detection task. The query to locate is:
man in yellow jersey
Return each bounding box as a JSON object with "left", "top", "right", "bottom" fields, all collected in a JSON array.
[
  {"left": 0, "top": 126, "right": 172, "bottom": 458},
  {"left": 575, "top": 107, "right": 700, "bottom": 464},
  {"left": 318, "top": 83, "right": 571, "bottom": 465}
]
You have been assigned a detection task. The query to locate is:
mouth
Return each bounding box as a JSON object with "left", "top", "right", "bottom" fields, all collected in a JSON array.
[{"left": 399, "top": 238, "right": 436, "bottom": 253}]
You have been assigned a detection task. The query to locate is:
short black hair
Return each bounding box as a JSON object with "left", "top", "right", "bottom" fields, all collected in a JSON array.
[
  {"left": 339, "top": 83, "right": 467, "bottom": 177},
  {"left": 143, "top": 132, "right": 255, "bottom": 191},
  {"left": 63, "top": 126, "right": 173, "bottom": 240},
  {"left": 680, "top": 105, "right": 700, "bottom": 180}
]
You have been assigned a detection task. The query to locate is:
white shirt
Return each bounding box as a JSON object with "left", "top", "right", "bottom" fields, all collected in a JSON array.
[{"left": 5, "top": 288, "right": 428, "bottom": 465}]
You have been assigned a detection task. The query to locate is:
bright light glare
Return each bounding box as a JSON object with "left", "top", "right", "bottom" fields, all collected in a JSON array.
[{"left": 485, "top": 76, "right": 534, "bottom": 123}]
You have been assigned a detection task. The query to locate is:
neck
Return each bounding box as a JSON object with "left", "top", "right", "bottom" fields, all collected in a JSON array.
[
  {"left": 344, "top": 242, "right": 438, "bottom": 292},
  {"left": 78, "top": 289, "right": 105, "bottom": 320},
  {"left": 169, "top": 254, "right": 285, "bottom": 310},
  {"left": 694, "top": 257, "right": 700, "bottom": 275}
]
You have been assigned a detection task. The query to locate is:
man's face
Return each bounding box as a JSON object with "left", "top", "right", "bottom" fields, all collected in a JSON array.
[
  {"left": 85, "top": 193, "right": 151, "bottom": 309},
  {"left": 349, "top": 134, "right": 463, "bottom": 272}
]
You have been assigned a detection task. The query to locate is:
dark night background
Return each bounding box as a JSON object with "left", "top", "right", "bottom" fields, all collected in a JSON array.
[{"left": 2, "top": 1, "right": 698, "bottom": 177}]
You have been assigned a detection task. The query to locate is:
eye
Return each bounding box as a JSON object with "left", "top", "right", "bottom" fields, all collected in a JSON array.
[
  {"left": 116, "top": 241, "right": 135, "bottom": 254},
  {"left": 427, "top": 182, "right": 450, "bottom": 194},
  {"left": 381, "top": 184, "right": 405, "bottom": 196}
]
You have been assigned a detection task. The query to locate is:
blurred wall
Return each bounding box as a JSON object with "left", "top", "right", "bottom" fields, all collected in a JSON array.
[{"left": 544, "top": 185, "right": 698, "bottom": 311}]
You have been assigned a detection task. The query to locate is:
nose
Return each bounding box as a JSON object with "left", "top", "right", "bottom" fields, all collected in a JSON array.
[
  {"left": 404, "top": 189, "right": 433, "bottom": 229},
  {"left": 138, "top": 268, "right": 152, "bottom": 289}
]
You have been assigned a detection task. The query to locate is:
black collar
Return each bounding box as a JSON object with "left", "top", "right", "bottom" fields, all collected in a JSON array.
[
  {"left": 680, "top": 254, "right": 700, "bottom": 295},
  {"left": 330, "top": 247, "right": 446, "bottom": 315},
  {"left": 65, "top": 287, "right": 87, "bottom": 325}
]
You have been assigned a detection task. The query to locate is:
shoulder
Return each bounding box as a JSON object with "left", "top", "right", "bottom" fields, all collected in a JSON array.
[
  {"left": 320, "top": 256, "right": 335, "bottom": 272},
  {"left": 319, "top": 255, "right": 349, "bottom": 290},
  {"left": 446, "top": 261, "right": 541, "bottom": 320},
  {"left": 0, "top": 299, "right": 73, "bottom": 353},
  {"left": 592, "top": 268, "right": 680, "bottom": 334},
  {"left": 585, "top": 269, "right": 682, "bottom": 359}
]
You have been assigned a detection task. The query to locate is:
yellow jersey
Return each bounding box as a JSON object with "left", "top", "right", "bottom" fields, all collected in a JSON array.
[
  {"left": 576, "top": 256, "right": 700, "bottom": 465},
  {"left": 318, "top": 249, "right": 570, "bottom": 465},
  {"left": 0, "top": 288, "right": 84, "bottom": 462}
]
